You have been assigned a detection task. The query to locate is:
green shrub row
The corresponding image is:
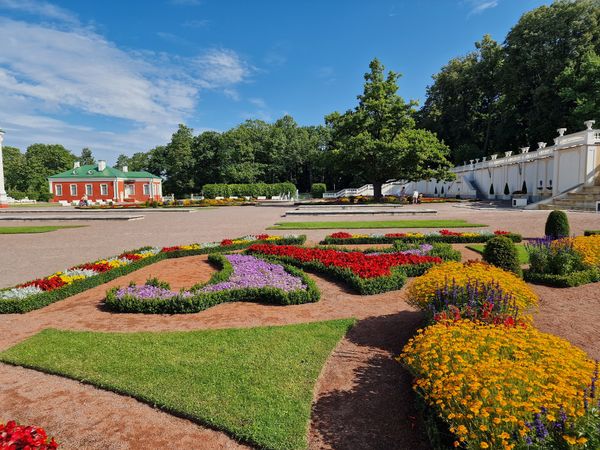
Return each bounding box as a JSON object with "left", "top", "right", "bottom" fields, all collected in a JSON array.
[
  {"left": 201, "top": 182, "right": 297, "bottom": 199},
  {"left": 321, "top": 233, "right": 522, "bottom": 245},
  {"left": 482, "top": 236, "right": 522, "bottom": 276},
  {"left": 104, "top": 254, "right": 320, "bottom": 314},
  {"left": 0, "top": 236, "right": 306, "bottom": 314},
  {"left": 584, "top": 230, "right": 600, "bottom": 236},
  {"left": 524, "top": 268, "right": 600, "bottom": 287}
]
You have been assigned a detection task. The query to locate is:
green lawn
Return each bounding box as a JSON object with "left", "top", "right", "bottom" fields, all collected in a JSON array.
[
  {"left": 0, "top": 225, "right": 86, "bottom": 234},
  {"left": 8, "top": 202, "right": 61, "bottom": 208},
  {"left": 466, "top": 243, "right": 530, "bottom": 264},
  {"left": 0, "top": 320, "right": 354, "bottom": 450},
  {"left": 268, "top": 219, "right": 486, "bottom": 230}
]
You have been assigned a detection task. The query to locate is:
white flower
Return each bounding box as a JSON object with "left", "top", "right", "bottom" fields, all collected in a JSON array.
[{"left": 0, "top": 285, "right": 44, "bottom": 300}]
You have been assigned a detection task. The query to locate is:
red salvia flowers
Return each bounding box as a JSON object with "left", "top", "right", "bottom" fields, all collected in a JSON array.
[
  {"left": 0, "top": 420, "right": 59, "bottom": 449},
  {"left": 248, "top": 244, "right": 441, "bottom": 278}
]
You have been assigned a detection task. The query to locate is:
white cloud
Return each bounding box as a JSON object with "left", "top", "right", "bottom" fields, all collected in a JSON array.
[
  {"left": 0, "top": 10, "right": 253, "bottom": 159},
  {"left": 248, "top": 97, "right": 267, "bottom": 109},
  {"left": 182, "top": 19, "right": 209, "bottom": 28},
  {"left": 466, "top": 0, "right": 499, "bottom": 15},
  {"left": 0, "top": 0, "right": 78, "bottom": 24}
]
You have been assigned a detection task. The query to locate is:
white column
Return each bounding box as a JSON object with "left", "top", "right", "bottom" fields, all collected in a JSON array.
[{"left": 0, "top": 130, "right": 8, "bottom": 207}]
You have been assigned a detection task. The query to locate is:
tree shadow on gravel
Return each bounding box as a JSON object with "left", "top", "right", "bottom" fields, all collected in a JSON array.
[{"left": 310, "top": 311, "right": 431, "bottom": 450}]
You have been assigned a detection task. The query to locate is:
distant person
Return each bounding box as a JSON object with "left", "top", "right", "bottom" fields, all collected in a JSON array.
[
  {"left": 80, "top": 194, "right": 89, "bottom": 207},
  {"left": 412, "top": 190, "right": 419, "bottom": 204}
]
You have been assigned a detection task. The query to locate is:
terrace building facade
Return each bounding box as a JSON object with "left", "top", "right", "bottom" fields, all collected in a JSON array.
[{"left": 48, "top": 160, "right": 162, "bottom": 204}]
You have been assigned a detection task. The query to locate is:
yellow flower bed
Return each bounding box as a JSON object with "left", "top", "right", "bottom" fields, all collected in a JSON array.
[
  {"left": 400, "top": 320, "right": 595, "bottom": 450},
  {"left": 563, "top": 235, "right": 600, "bottom": 267},
  {"left": 407, "top": 261, "right": 538, "bottom": 313}
]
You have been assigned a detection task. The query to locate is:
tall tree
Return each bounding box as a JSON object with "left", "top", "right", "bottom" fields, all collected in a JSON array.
[
  {"left": 24, "top": 144, "right": 76, "bottom": 200},
  {"left": 163, "top": 125, "right": 195, "bottom": 196},
  {"left": 326, "top": 59, "right": 453, "bottom": 199},
  {"left": 1, "top": 146, "right": 27, "bottom": 192},
  {"left": 79, "top": 148, "right": 95, "bottom": 165}
]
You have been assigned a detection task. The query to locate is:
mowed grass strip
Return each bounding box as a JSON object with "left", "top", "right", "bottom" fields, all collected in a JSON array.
[
  {"left": 268, "top": 220, "right": 486, "bottom": 230},
  {"left": 466, "top": 243, "right": 530, "bottom": 264},
  {"left": 0, "top": 225, "right": 86, "bottom": 234},
  {"left": 0, "top": 320, "right": 354, "bottom": 450}
]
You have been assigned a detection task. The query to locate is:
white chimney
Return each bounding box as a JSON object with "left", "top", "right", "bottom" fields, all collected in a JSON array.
[
  {"left": 98, "top": 160, "right": 106, "bottom": 171},
  {"left": 122, "top": 165, "right": 128, "bottom": 173},
  {"left": 74, "top": 161, "right": 80, "bottom": 168}
]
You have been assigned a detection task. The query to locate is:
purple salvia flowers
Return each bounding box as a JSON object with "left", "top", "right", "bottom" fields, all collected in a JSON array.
[{"left": 202, "top": 254, "right": 306, "bottom": 293}]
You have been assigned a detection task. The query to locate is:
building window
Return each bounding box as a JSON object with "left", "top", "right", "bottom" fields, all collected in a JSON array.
[
  {"left": 143, "top": 184, "right": 150, "bottom": 196},
  {"left": 55, "top": 184, "right": 62, "bottom": 196},
  {"left": 100, "top": 184, "right": 108, "bottom": 196},
  {"left": 85, "top": 184, "right": 93, "bottom": 196},
  {"left": 70, "top": 184, "right": 77, "bottom": 196},
  {"left": 125, "top": 184, "right": 135, "bottom": 196}
]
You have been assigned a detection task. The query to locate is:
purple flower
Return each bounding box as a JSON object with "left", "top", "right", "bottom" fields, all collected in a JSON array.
[
  {"left": 202, "top": 254, "right": 307, "bottom": 293},
  {"left": 116, "top": 285, "right": 192, "bottom": 300}
]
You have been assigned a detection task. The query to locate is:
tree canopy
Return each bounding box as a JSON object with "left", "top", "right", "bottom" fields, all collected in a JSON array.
[
  {"left": 419, "top": 0, "right": 600, "bottom": 162},
  {"left": 326, "top": 58, "right": 453, "bottom": 198}
]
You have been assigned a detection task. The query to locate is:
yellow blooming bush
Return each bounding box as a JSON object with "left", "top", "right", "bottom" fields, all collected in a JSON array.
[
  {"left": 400, "top": 320, "right": 596, "bottom": 450},
  {"left": 565, "top": 235, "right": 600, "bottom": 267},
  {"left": 407, "top": 261, "right": 538, "bottom": 314}
]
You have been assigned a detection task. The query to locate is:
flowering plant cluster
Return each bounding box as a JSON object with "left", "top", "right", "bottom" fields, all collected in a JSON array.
[
  {"left": 400, "top": 320, "right": 598, "bottom": 450},
  {"left": 407, "top": 261, "right": 538, "bottom": 314},
  {"left": 0, "top": 235, "right": 306, "bottom": 314},
  {"left": 105, "top": 253, "right": 319, "bottom": 314},
  {"left": 321, "top": 230, "right": 521, "bottom": 245},
  {"left": 525, "top": 236, "right": 600, "bottom": 287},
  {"left": 0, "top": 420, "right": 59, "bottom": 449},
  {"left": 246, "top": 244, "right": 442, "bottom": 294}
]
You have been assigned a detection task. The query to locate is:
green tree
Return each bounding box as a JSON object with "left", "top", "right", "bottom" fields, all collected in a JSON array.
[
  {"left": 24, "top": 144, "right": 76, "bottom": 200},
  {"left": 2, "top": 146, "right": 27, "bottom": 191},
  {"left": 558, "top": 51, "right": 600, "bottom": 126},
  {"left": 326, "top": 58, "right": 453, "bottom": 199},
  {"left": 163, "top": 125, "right": 195, "bottom": 196},
  {"left": 79, "top": 148, "right": 95, "bottom": 165}
]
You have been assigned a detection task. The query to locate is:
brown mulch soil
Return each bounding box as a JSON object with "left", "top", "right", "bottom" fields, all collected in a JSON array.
[{"left": 0, "top": 250, "right": 598, "bottom": 449}]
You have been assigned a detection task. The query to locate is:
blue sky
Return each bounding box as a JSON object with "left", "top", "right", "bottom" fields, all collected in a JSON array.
[{"left": 0, "top": 0, "right": 550, "bottom": 163}]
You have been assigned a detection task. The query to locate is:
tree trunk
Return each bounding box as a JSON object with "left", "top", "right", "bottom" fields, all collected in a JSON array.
[{"left": 373, "top": 181, "right": 383, "bottom": 201}]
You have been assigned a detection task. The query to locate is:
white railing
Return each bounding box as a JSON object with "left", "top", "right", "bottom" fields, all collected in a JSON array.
[{"left": 323, "top": 182, "right": 399, "bottom": 198}]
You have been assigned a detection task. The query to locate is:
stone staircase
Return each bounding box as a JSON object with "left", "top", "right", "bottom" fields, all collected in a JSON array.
[{"left": 539, "top": 185, "right": 600, "bottom": 212}]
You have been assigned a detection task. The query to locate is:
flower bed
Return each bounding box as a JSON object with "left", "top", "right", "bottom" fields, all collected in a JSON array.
[
  {"left": 246, "top": 244, "right": 443, "bottom": 294},
  {"left": 320, "top": 230, "right": 521, "bottom": 245},
  {"left": 524, "top": 235, "right": 600, "bottom": 287},
  {"left": 407, "top": 261, "right": 538, "bottom": 316},
  {"left": 105, "top": 253, "right": 319, "bottom": 313},
  {"left": 0, "top": 234, "right": 306, "bottom": 314},
  {"left": 0, "top": 420, "right": 59, "bottom": 449},
  {"left": 400, "top": 320, "right": 598, "bottom": 450}
]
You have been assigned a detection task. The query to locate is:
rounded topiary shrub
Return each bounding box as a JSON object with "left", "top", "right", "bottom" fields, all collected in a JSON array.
[
  {"left": 311, "top": 183, "right": 327, "bottom": 199},
  {"left": 483, "top": 236, "right": 522, "bottom": 276},
  {"left": 544, "top": 210, "right": 570, "bottom": 239}
]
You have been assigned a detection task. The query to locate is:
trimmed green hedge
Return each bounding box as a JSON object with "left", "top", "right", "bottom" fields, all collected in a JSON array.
[
  {"left": 0, "top": 235, "right": 306, "bottom": 314},
  {"left": 321, "top": 233, "right": 522, "bottom": 245},
  {"left": 310, "top": 183, "right": 327, "bottom": 199},
  {"left": 202, "top": 182, "right": 297, "bottom": 199},
  {"left": 105, "top": 254, "right": 320, "bottom": 314},
  {"left": 524, "top": 268, "right": 600, "bottom": 287},
  {"left": 584, "top": 230, "right": 600, "bottom": 236}
]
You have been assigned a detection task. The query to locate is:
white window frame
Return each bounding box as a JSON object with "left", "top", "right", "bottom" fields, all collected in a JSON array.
[
  {"left": 125, "top": 184, "right": 135, "bottom": 196},
  {"left": 55, "top": 184, "right": 63, "bottom": 196},
  {"left": 143, "top": 183, "right": 150, "bottom": 196},
  {"left": 100, "top": 184, "right": 108, "bottom": 196},
  {"left": 70, "top": 184, "right": 77, "bottom": 196},
  {"left": 85, "top": 184, "right": 93, "bottom": 196}
]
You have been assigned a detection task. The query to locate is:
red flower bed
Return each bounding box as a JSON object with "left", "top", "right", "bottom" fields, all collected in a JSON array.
[
  {"left": 220, "top": 239, "right": 234, "bottom": 246},
  {"left": 119, "top": 253, "right": 142, "bottom": 261},
  {"left": 75, "top": 262, "right": 113, "bottom": 273},
  {"left": 20, "top": 277, "right": 67, "bottom": 291},
  {"left": 384, "top": 233, "right": 408, "bottom": 238},
  {"left": 438, "top": 229, "right": 462, "bottom": 236},
  {"left": 494, "top": 230, "right": 510, "bottom": 235},
  {"left": 0, "top": 421, "right": 58, "bottom": 449},
  {"left": 248, "top": 244, "right": 441, "bottom": 278},
  {"left": 256, "top": 234, "right": 270, "bottom": 240},
  {"left": 330, "top": 232, "right": 353, "bottom": 239},
  {"left": 161, "top": 246, "right": 181, "bottom": 253}
]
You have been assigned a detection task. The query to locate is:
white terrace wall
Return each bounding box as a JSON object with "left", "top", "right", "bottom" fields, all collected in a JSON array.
[{"left": 390, "top": 121, "right": 600, "bottom": 202}]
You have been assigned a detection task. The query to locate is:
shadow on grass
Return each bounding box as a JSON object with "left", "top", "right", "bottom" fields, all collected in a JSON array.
[{"left": 311, "top": 311, "right": 431, "bottom": 450}]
